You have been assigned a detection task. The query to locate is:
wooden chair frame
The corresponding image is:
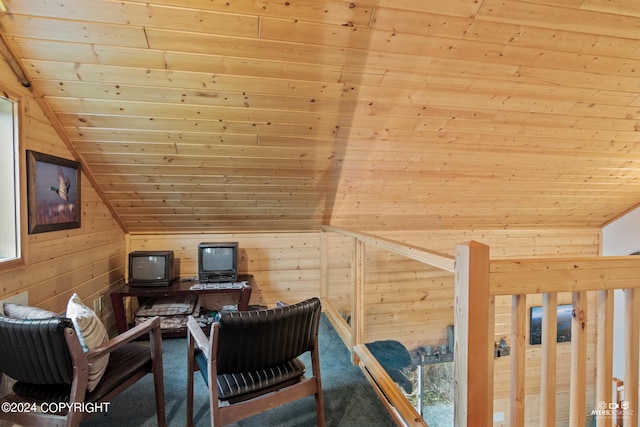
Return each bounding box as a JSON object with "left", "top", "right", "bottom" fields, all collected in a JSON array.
[
  {"left": 186, "top": 303, "right": 325, "bottom": 427},
  {"left": 0, "top": 316, "right": 166, "bottom": 427}
]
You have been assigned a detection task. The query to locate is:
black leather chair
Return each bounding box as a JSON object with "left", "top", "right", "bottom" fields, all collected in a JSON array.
[
  {"left": 186, "top": 297, "right": 325, "bottom": 426},
  {"left": 0, "top": 315, "right": 166, "bottom": 427}
]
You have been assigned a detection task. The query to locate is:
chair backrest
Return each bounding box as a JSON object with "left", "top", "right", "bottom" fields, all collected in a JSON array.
[
  {"left": 215, "top": 297, "right": 321, "bottom": 373},
  {"left": 0, "top": 316, "right": 74, "bottom": 385}
]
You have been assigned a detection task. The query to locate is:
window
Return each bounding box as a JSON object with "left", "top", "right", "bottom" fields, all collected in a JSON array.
[{"left": 0, "top": 95, "right": 20, "bottom": 263}]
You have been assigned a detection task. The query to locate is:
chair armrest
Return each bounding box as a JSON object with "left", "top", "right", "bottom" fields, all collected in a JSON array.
[
  {"left": 86, "top": 316, "right": 162, "bottom": 362},
  {"left": 186, "top": 316, "right": 210, "bottom": 356}
]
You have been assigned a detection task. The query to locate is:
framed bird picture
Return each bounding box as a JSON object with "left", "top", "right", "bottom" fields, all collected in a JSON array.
[{"left": 27, "top": 150, "right": 81, "bottom": 234}]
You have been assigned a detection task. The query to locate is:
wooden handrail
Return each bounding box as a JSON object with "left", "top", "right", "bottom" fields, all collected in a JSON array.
[
  {"left": 489, "top": 256, "right": 640, "bottom": 295},
  {"left": 321, "top": 225, "right": 455, "bottom": 272}
]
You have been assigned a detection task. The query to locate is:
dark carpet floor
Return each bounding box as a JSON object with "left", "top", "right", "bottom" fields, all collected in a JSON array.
[{"left": 82, "top": 314, "right": 396, "bottom": 427}]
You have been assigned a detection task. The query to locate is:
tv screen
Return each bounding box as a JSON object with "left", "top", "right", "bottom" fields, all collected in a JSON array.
[
  {"left": 198, "top": 242, "right": 238, "bottom": 283},
  {"left": 128, "top": 251, "right": 174, "bottom": 287},
  {"left": 202, "top": 247, "right": 234, "bottom": 271}
]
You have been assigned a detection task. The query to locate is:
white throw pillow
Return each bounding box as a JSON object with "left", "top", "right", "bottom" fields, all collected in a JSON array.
[
  {"left": 66, "top": 293, "right": 110, "bottom": 392},
  {"left": 3, "top": 303, "right": 59, "bottom": 319}
]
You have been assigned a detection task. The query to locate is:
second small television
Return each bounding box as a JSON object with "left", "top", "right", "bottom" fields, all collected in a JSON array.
[
  {"left": 198, "top": 242, "right": 238, "bottom": 283},
  {"left": 128, "top": 250, "right": 175, "bottom": 287}
]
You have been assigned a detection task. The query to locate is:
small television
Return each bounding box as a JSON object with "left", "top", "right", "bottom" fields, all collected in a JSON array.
[
  {"left": 198, "top": 242, "right": 238, "bottom": 283},
  {"left": 128, "top": 251, "right": 175, "bottom": 287}
]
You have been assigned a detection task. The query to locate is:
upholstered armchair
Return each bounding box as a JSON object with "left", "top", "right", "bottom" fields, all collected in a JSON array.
[
  {"left": 186, "top": 297, "right": 325, "bottom": 426},
  {"left": 0, "top": 313, "right": 166, "bottom": 427}
]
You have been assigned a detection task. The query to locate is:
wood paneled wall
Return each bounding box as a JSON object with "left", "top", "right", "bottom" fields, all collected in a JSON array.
[
  {"left": 362, "top": 246, "right": 454, "bottom": 347},
  {"left": 0, "top": 60, "right": 126, "bottom": 329},
  {"left": 127, "top": 231, "right": 321, "bottom": 307},
  {"left": 326, "top": 228, "right": 600, "bottom": 344}
]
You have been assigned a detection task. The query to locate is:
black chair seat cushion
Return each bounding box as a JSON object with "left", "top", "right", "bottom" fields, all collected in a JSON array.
[
  {"left": 195, "top": 350, "right": 306, "bottom": 401},
  {"left": 13, "top": 343, "right": 152, "bottom": 406}
]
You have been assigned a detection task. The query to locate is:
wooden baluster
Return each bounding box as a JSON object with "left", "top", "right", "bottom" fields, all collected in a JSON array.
[
  {"left": 596, "top": 290, "right": 614, "bottom": 427},
  {"left": 624, "top": 289, "right": 639, "bottom": 427},
  {"left": 541, "top": 292, "right": 557, "bottom": 427},
  {"left": 570, "top": 291, "right": 587, "bottom": 427},
  {"left": 511, "top": 293, "right": 526, "bottom": 427}
]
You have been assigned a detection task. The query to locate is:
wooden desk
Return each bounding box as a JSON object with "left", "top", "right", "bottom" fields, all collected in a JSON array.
[{"left": 111, "top": 274, "right": 253, "bottom": 334}]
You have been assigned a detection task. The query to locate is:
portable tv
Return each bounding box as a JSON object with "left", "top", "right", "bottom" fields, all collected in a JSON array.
[
  {"left": 128, "top": 251, "right": 175, "bottom": 287},
  {"left": 198, "top": 242, "right": 238, "bottom": 283}
]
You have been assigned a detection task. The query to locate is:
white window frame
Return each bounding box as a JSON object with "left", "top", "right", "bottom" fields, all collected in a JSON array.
[{"left": 0, "top": 92, "right": 24, "bottom": 269}]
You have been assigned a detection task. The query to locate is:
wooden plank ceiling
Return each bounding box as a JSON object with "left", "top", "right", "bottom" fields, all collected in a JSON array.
[{"left": 1, "top": 0, "right": 640, "bottom": 232}]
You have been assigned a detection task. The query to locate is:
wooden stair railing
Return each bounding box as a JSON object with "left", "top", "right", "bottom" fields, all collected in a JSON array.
[
  {"left": 319, "top": 228, "right": 640, "bottom": 427},
  {"left": 457, "top": 243, "right": 640, "bottom": 427}
]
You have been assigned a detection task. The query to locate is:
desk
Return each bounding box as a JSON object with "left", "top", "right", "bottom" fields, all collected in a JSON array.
[{"left": 111, "top": 274, "right": 254, "bottom": 334}]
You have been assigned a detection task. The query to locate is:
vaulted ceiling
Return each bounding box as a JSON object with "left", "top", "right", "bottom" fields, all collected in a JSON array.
[{"left": 1, "top": 0, "right": 640, "bottom": 233}]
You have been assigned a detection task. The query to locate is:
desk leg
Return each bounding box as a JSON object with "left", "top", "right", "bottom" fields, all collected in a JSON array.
[
  {"left": 238, "top": 287, "right": 252, "bottom": 311},
  {"left": 110, "top": 293, "right": 128, "bottom": 334}
]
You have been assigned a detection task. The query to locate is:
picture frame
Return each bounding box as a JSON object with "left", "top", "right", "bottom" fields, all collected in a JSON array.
[
  {"left": 27, "top": 150, "right": 81, "bottom": 234},
  {"left": 529, "top": 304, "right": 572, "bottom": 345}
]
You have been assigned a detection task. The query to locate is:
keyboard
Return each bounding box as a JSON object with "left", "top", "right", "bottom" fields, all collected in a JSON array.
[{"left": 189, "top": 281, "right": 248, "bottom": 290}]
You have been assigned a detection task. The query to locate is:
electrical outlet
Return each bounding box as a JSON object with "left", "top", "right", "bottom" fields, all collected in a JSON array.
[{"left": 93, "top": 295, "right": 104, "bottom": 313}]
